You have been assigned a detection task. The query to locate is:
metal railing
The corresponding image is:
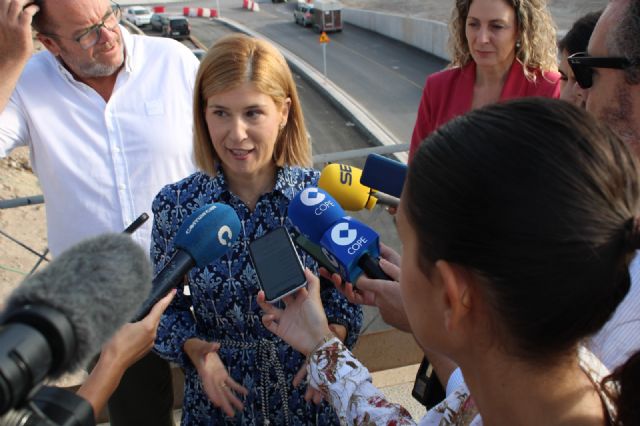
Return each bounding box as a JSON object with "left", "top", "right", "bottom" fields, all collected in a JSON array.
[{"left": 0, "top": 144, "right": 408, "bottom": 278}]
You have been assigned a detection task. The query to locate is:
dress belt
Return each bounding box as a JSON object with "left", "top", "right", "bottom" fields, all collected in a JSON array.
[{"left": 220, "top": 338, "right": 291, "bottom": 426}]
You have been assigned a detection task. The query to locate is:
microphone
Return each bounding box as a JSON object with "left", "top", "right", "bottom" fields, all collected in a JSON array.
[
  {"left": 360, "top": 153, "right": 408, "bottom": 198},
  {"left": 288, "top": 187, "right": 390, "bottom": 284},
  {"left": 132, "top": 203, "right": 241, "bottom": 321},
  {"left": 288, "top": 187, "right": 345, "bottom": 243},
  {"left": 318, "top": 163, "right": 399, "bottom": 211},
  {"left": 0, "top": 233, "right": 152, "bottom": 415}
]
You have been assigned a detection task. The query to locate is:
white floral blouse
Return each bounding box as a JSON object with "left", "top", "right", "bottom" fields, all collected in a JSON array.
[{"left": 307, "top": 338, "right": 617, "bottom": 426}]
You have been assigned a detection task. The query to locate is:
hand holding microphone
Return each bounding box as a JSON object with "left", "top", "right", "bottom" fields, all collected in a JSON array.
[
  {"left": 288, "top": 187, "right": 391, "bottom": 285},
  {"left": 133, "top": 203, "right": 241, "bottom": 321},
  {"left": 321, "top": 242, "right": 411, "bottom": 332}
]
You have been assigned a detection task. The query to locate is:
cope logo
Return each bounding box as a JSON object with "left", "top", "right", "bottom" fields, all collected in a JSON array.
[
  {"left": 330, "top": 222, "right": 357, "bottom": 246},
  {"left": 300, "top": 188, "right": 326, "bottom": 206},
  {"left": 217, "top": 225, "right": 233, "bottom": 246}
]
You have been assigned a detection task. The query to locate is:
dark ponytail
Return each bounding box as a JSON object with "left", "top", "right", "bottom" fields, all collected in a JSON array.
[
  {"left": 606, "top": 350, "right": 640, "bottom": 425},
  {"left": 405, "top": 97, "right": 640, "bottom": 362}
]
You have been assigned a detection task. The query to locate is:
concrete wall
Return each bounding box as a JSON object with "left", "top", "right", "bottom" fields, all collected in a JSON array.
[{"left": 343, "top": 8, "right": 450, "bottom": 61}]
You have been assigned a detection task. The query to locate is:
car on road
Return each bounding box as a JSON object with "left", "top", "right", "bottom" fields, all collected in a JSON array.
[
  {"left": 150, "top": 13, "right": 168, "bottom": 32},
  {"left": 150, "top": 14, "right": 191, "bottom": 39},
  {"left": 293, "top": 3, "right": 314, "bottom": 27},
  {"left": 161, "top": 16, "right": 191, "bottom": 39},
  {"left": 124, "top": 6, "right": 152, "bottom": 27}
]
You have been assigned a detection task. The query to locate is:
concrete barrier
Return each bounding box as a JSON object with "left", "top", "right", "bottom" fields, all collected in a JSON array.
[{"left": 343, "top": 8, "right": 450, "bottom": 62}]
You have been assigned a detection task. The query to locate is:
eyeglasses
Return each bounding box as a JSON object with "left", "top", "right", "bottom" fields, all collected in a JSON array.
[
  {"left": 567, "top": 52, "right": 632, "bottom": 89},
  {"left": 40, "top": 3, "right": 122, "bottom": 50}
]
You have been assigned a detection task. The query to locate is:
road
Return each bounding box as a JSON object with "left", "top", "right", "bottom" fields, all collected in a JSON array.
[
  {"left": 157, "top": 0, "right": 448, "bottom": 144},
  {"left": 140, "top": 4, "right": 443, "bottom": 331},
  {"left": 142, "top": 18, "right": 402, "bottom": 333}
]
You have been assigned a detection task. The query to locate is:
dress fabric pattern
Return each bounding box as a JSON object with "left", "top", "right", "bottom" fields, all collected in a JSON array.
[
  {"left": 152, "top": 166, "right": 363, "bottom": 425},
  {"left": 308, "top": 339, "right": 615, "bottom": 426}
]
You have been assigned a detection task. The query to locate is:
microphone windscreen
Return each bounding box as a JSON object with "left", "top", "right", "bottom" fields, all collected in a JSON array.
[
  {"left": 174, "top": 203, "right": 241, "bottom": 267},
  {"left": 361, "top": 153, "right": 408, "bottom": 198},
  {"left": 318, "top": 164, "right": 377, "bottom": 211},
  {"left": 288, "top": 187, "right": 346, "bottom": 242},
  {"left": 5, "top": 234, "right": 152, "bottom": 373}
]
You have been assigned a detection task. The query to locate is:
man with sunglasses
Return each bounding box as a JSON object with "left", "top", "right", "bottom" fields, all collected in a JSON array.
[
  {"left": 567, "top": 0, "right": 640, "bottom": 372},
  {"left": 0, "top": 0, "right": 200, "bottom": 425}
]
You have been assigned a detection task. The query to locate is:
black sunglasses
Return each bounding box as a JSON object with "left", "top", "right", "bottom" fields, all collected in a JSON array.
[{"left": 567, "top": 52, "right": 632, "bottom": 89}]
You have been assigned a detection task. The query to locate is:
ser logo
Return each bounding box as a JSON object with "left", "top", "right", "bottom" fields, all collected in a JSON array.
[
  {"left": 300, "top": 188, "right": 326, "bottom": 206},
  {"left": 330, "top": 222, "right": 357, "bottom": 246},
  {"left": 339, "top": 164, "right": 352, "bottom": 186}
]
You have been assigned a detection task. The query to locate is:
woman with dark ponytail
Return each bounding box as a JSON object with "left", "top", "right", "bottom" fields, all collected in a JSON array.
[{"left": 258, "top": 97, "right": 640, "bottom": 425}]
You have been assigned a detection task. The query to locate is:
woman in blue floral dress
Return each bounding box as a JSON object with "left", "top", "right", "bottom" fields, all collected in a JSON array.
[{"left": 150, "top": 34, "right": 362, "bottom": 425}]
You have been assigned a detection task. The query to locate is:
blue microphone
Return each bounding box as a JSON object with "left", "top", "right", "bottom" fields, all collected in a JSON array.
[
  {"left": 132, "top": 203, "right": 241, "bottom": 321},
  {"left": 360, "top": 153, "right": 407, "bottom": 198},
  {"left": 288, "top": 188, "right": 390, "bottom": 284},
  {"left": 288, "top": 187, "right": 345, "bottom": 243}
]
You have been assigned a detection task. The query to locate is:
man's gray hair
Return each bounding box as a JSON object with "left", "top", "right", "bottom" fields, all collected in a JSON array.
[{"left": 609, "top": 0, "right": 640, "bottom": 84}]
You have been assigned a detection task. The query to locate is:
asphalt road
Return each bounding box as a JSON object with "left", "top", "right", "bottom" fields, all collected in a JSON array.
[
  {"left": 158, "top": 0, "right": 448, "bottom": 144},
  {"left": 139, "top": 6, "right": 435, "bottom": 331},
  {"left": 143, "top": 17, "right": 402, "bottom": 292}
]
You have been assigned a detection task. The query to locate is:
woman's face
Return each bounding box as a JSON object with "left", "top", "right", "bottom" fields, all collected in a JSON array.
[
  {"left": 205, "top": 81, "right": 290, "bottom": 181},
  {"left": 465, "top": 0, "right": 519, "bottom": 71},
  {"left": 558, "top": 49, "right": 586, "bottom": 108},
  {"left": 396, "top": 201, "right": 448, "bottom": 353}
]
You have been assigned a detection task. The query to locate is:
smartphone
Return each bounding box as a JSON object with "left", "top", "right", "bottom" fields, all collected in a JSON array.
[
  {"left": 249, "top": 227, "right": 307, "bottom": 302},
  {"left": 294, "top": 233, "right": 339, "bottom": 275}
]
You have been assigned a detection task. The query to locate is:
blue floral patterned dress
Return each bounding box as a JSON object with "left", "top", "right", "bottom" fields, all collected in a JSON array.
[{"left": 151, "top": 165, "right": 363, "bottom": 425}]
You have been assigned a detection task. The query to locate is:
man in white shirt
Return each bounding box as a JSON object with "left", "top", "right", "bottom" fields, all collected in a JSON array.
[
  {"left": 573, "top": 0, "right": 640, "bottom": 370},
  {"left": 0, "top": 0, "right": 199, "bottom": 424}
]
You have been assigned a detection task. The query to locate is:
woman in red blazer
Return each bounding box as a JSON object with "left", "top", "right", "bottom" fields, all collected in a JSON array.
[{"left": 409, "top": 0, "right": 561, "bottom": 160}]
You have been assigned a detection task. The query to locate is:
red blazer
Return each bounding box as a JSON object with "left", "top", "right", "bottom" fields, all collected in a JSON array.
[{"left": 409, "top": 60, "right": 561, "bottom": 160}]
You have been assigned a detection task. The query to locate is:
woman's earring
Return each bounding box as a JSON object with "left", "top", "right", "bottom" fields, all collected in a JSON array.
[
  {"left": 515, "top": 40, "right": 521, "bottom": 50},
  {"left": 279, "top": 122, "right": 286, "bottom": 130}
]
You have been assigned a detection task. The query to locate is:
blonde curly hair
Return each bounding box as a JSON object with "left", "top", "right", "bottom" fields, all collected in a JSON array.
[{"left": 448, "top": 0, "right": 558, "bottom": 81}]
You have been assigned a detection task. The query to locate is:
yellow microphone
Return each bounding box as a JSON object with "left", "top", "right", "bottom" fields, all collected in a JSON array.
[
  {"left": 318, "top": 163, "right": 377, "bottom": 211},
  {"left": 318, "top": 163, "right": 399, "bottom": 211}
]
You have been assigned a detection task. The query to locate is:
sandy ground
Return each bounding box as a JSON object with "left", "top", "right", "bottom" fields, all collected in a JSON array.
[{"left": 0, "top": 0, "right": 609, "bottom": 388}]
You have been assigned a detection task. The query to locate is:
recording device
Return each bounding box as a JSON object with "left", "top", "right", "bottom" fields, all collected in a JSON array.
[
  {"left": 250, "top": 228, "right": 307, "bottom": 302},
  {"left": 123, "top": 213, "right": 149, "bottom": 235},
  {"left": 0, "top": 233, "right": 152, "bottom": 423},
  {"left": 318, "top": 163, "right": 399, "bottom": 211},
  {"left": 411, "top": 357, "right": 446, "bottom": 409},
  {"left": 132, "top": 203, "right": 241, "bottom": 321},
  {"left": 288, "top": 187, "right": 391, "bottom": 284},
  {"left": 361, "top": 153, "right": 408, "bottom": 198},
  {"left": 294, "top": 233, "right": 338, "bottom": 275}
]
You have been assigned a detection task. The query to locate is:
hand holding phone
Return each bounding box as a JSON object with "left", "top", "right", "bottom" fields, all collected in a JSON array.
[{"left": 250, "top": 227, "right": 307, "bottom": 302}]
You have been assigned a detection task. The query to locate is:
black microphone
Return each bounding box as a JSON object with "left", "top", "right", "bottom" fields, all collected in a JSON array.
[
  {"left": 0, "top": 233, "right": 152, "bottom": 415},
  {"left": 360, "top": 153, "right": 407, "bottom": 198},
  {"left": 132, "top": 203, "right": 241, "bottom": 321}
]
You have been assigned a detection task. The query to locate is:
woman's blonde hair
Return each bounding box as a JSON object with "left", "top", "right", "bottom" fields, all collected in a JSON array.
[
  {"left": 448, "top": 0, "right": 558, "bottom": 80},
  {"left": 193, "top": 34, "right": 311, "bottom": 176}
]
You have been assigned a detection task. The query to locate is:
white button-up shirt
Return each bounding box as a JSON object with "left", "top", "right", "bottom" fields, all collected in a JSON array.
[
  {"left": 590, "top": 252, "right": 640, "bottom": 370},
  {"left": 0, "top": 28, "right": 199, "bottom": 256}
]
